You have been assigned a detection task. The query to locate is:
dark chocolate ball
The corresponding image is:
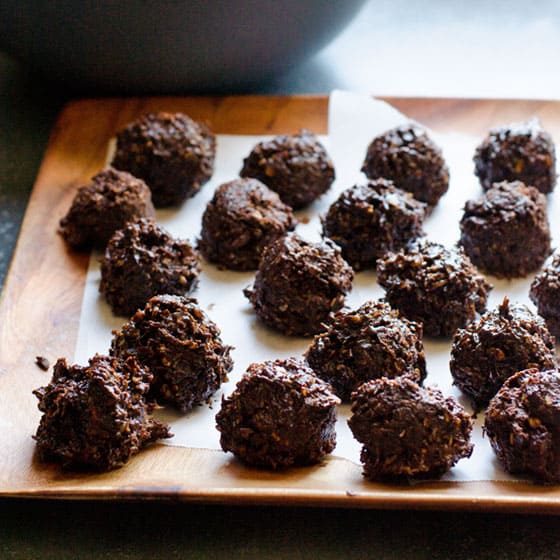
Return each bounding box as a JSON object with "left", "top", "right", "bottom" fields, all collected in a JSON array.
[
  {"left": 459, "top": 180, "right": 551, "bottom": 278},
  {"left": 485, "top": 368, "right": 560, "bottom": 483},
  {"left": 239, "top": 129, "right": 335, "bottom": 209},
  {"left": 99, "top": 217, "right": 200, "bottom": 317},
  {"left": 216, "top": 358, "right": 340, "bottom": 469},
  {"left": 33, "top": 354, "right": 171, "bottom": 471},
  {"left": 348, "top": 377, "right": 473, "bottom": 480},
  {"left": 198, "top": 178, "right": 296, "bottom": 271},
  {"left": 244, "top": 232, "right": 354, "bottom": 337},
  {"left": 322, "top": 179, "right": 426, "bottom": 270},
  {"left": 376, "top": 240, "right": 492, "bottom": 337},
  {"left": 361, "top": 123, "right": 449, "bottom": 206},
  {"left": 305, "top": 300, "right": 426, "bottom": 401},
  {"left": 474, "top": 119, "right": 557, "bottom": 194},
  {"left": 111, "top": 295, "right": 233, "bottom": 412},
  {"left": 450, "top": 298, "right": 556, "bottom": 410},
  {"left": 112, "top": 112, "right": 216, "bottom": 207},
  {"left": 530, "top": 252, "right": 560, "bottom": 338},
  {"left": 59, "top": 167, "right": 155, "bottom": 251}
]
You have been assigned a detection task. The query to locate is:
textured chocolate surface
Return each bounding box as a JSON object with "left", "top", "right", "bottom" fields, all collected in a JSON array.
[
  {"left": 530, "top": 252, "right": 560, "bottom": 338},
  {"left": 198, "top": 178, "right": 296, "bottom": 270},
  {"left": 216, "top": 358, "right": 339, "bottom": 469},
  {"left": 348, "top": 377, "right": 473, "bottom": 480},
  {"left": 33, "top": 354, "right": 171, "bottom": 471},
  {"left": 111, "top": 295, "right": 233, "bottom": 412},
  {"left": 361, "top": 123, "right": 449, "bottom": 206},
  {"left": 244, "top": 232, "right": 353, "bottom": 336},
  {"left": 322, "top": 179, "right": 426, "bottom": 270},
  {"left": 112, "top": 112, "right": 216, "bottom": 207},
  {"left": 305, "top": 300, "right": 426, "bottom": 401},
  {"left": 240, "top": 129, "right": 335, "bottom": 209},
  {"left": 59, "top": 167, "right": 155, "bottom": 250},
  {"left": 474, "top": 119, "right": 557, "bottom": 194},
  {"left": 459, "top": 180, "right": 551, "bottom": 278},
  {"left": 99, "top": 217, "right": 200, "bottom": 317},
  {"left": 450, "top": 298, "right": 556, "bottom": 410},
  {"left": 485, "top": 368, "right": 560, "bottom": 483},
  {"left": 376, "top": 240, "right": 492, "bottom": 337}
]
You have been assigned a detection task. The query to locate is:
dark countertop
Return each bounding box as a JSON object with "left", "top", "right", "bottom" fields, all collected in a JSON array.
[{"left": 2, "top": 2, "right": 560, "bottom": 555}]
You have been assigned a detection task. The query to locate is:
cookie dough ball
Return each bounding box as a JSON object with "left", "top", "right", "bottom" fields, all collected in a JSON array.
[
  {"left": 111, "top": 295, "right": 233, "bottom": 412},
  {"left": 474, "top": 119, "right": 557, "bottom": 194},
  {"left": 376, "top": 240, "right": 492, "bottom": 337},
  {"left": 530, "top": 252, "right": 560, "bottom": 338},
  {"left": 33, "top": 354, "right": 171, "bottom": 471},
  {"left": 216, "top": 358, "right": 340, "bottom": 469},
  {"left": 59, "top": 168, "right": 155, "bottom": 251},
  {"left": 239, "top": 129, "right": 335, "bottom": 209},
  {"left": 459, "top": 180, "right": 551, "bottom": 278},
  {"left": 199, "top": 178, "right": 296, "bottom": 270},
  {"left": 244, "top": 233, "right": 354, "bottom": 337},
  {"left": 100, "top": 217, "right": 200, "bottom": 317},
  {"left": 348, "top": 377, "right": 473, "bottom": 480},
  {"left": 485, "top": 368, "right": 560, "bottom": 483},
  {"left": 361, "top": 123, "right": 449, "bottom": 206},
  {"left": 322, "top": 179, "right": 426, "bottom": 270},
  {"left": 450, "top": 298, "right": 556, "bottom": 410},
  {"left": 305, "top": 300, "right": 426, "bottom": 401},
  {"left": 111, "top": 112, "right": 216, "bottom": 207}
]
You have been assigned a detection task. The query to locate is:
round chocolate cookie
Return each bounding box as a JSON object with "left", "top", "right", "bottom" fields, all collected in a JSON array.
[
  {"left": 99, "top": 217, "right": 200, "bottom": 317},
  {"left": 348, "top": 377, "right": 473, "bottom": 480},
  {"left": 376, "top": 240, "right": 492, "bottom": 337},
  {"left": 111, "top": 295, "right": 233, "bottom": 412},
  {"left": 239, "top": 129, "right": 335, "bottom": 209},
  {"left": 459, "top": 180, "right": 551, "bottom": 278},
  {"left": 111, "top": 112, "right": 216, "bottom": 207},
  {"left": 216, "top": 358, "right": 340, "bottom": 469},
  {"left": 530, "top": 252, "right": 560, "bottom": 339},
  {"left": 485, "top": 368, "right": 560, "bottom": 483},
  {"left": 198, "top": 178, "right": 296, "bottom": 270},
  {"left": 33, "top": 354, "right": 171, "bottom": 471},
  {"left": 361, "top": 123, "right": 449, "bottom": 206},
  {"left": 450, "top": 298, "right": 556, "bottom": 410},
  {"left": 59, "top": 167, "right": 155, "bottom": 251},
  {"left": 474, "top": 119, "right": 557, "bottom": 194},
  {"left": 322, "top": 179, "right": 426, "bottom": 270},
  {"left": 244, "top": 232, "right": 353, "bottom": 337},
  {"left": 305, "top": 300, "right": 426, "bottom": 401}
]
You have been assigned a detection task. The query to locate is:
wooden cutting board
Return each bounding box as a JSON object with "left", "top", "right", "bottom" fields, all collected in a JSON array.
[{"left": 2, "top": 95, "right": 560, "bottom": 513}]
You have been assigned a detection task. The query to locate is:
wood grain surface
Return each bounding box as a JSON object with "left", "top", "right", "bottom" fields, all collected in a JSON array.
[{"left": 2, "top": 95, "right": 560, "bottom": 513}]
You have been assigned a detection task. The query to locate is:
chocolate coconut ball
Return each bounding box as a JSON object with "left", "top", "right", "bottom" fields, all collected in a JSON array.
[
  {"left": 239, "top": 129, "right": 335, "bottom": 209},
  {"left": 450, "top": 298, "right": 556, "bottom": 410},
  {"left": 99, "top": 217, "right": 200, "bottom": 317},
  {"left": 244, "top": 232, "right": 354, "bottom": 337},
  {"left": 33, "top": 354, "right": 171, "bottom": 471},
  {"left": 485, "top": 368, "right": 560, "bottom": 483},
  {"left": 322, "top": 179, "right": 426, "bottom": 270},
  {"left": 474, "top": 119, "right": 557, "bottom": 194},
  {"left": 530, "top": 253, "right": 560, "bottom": 338},
  {"left": 111, "top": 112, "right": 216, "bottom": 207},
  {"left": 111, "top": 295, "right": 233, "bottom": 412},
  {"left": 459, "top": 180, "right": 551, "bottom": 278},
  {"left": 361, "top": 123, "right": 449, "bottom": 206},
  {"left": 198, "top": 178, "right": 296, "bottom": 270},
  {"left": 59, "top": 167, "right": 155, "bottom": 251},
  {"left": 376, "top": 240, "right": 492, "bottom": 337},
  {"left": 305, "top": 300, "right": 426, "bottom": 401},
  {"left": 216, "top": 358, "right": 340, "bottom": 469},
  {"left": 348, "top": 377, "right": 473, "bottom": 480}
]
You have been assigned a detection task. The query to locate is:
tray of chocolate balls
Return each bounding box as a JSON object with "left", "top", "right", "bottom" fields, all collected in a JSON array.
[{"left": 2, "top": 93, "right": 560, "bottom": 512}]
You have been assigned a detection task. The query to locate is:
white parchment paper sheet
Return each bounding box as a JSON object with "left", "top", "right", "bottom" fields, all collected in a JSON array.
[{"left": 75, "top": 91, "right": 560, "bottom": 482}]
